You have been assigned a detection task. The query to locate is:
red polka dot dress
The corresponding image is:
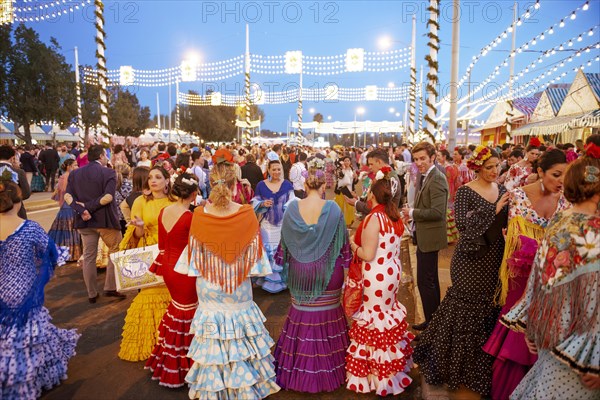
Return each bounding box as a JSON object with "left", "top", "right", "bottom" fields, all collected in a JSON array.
[{"left": 346, "top": 212, "right": 414, "bottom": 396}]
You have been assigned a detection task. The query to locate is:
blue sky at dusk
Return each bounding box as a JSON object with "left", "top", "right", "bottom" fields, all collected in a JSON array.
[{"left": 24, "top": 0, "right": 600, "bottom": 132}]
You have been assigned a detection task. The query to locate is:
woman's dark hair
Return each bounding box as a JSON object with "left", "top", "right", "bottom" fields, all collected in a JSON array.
[
  {"left": 61, "top": 158, "right": 76, "bottom": 172},
  {"left": 534, "top": 148, "right": 567, "bottom": 173},
  {"left": 370, "top": 178, "right": 401, "bottom": 222},
  {"left": 268, "top": 159, "right": 281, "bottom": 170},
  {"left": 191, "top": 151, "right": 202, "bottom": 162},
  {"left": 144, "top": 166, "right": 175, "bottom": 201},
  {"left": 114, "top": 144, "right": 123, "bottom": 154},
  {"left": 175, "top": 153, "right": 191, "bottom": 169},
  {"left": 131, "top": 166, "right": 150, "bottom": 192},
  {"left": 0, "top": 181, "right": 22, "bottom": 213},
  {"left": 439, "top": 149, "right": 452, "bottom": 162},
  {"left": 171, "top": 172, "right": 198, "bottom": 199}
]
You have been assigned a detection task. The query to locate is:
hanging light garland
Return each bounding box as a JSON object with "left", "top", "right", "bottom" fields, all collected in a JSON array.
[{"left": 7, "top": 0, "right": 93, "bottom": 23}]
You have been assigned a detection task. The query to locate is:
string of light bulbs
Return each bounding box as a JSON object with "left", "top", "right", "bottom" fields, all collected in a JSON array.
[
  {"left": 454, "top": 25, "right": 598, "bottom": 108},
  {"left": 457, "top": 0, "right": 591, "bottom": 92},
  {"left": 9, "top": 0, "right": 93, "bottom": 23}
]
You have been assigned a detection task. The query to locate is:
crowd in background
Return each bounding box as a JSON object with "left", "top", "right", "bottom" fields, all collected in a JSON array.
[{"left": 0, "top": 134, "right": 598, "bottom": 400}]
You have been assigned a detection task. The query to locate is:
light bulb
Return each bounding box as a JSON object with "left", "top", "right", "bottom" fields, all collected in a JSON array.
[
  {"left": 570, "top": 12, "right": 576, "bottom": 20},
  {"left": 583, "top": 1, "right": 589, "bottom": 11},
  {"left": 540, "top": 33, "right": 545, "bottom": 40},
  {"left": 559, "top": 44, "right": 564, "bottom": 50},
  {"left": 577, "top": 35, "right": 582, "bottom": 42},
  {"left": 532, "top": 39, "right": 537, "bottom": 45},
  {"left": 525, "top": 11, "right": 530, "bottom": 19},
  {"left": 549, "top": 27, "right": 554, "bottom": 34},
  {"left": 559, "top": 20, "right": 565, "bottom": 28},
  {"left": 508, "top": 26, "right": 513, "bottom": 33},
  {"left": 589, "top": 29, "right": 594, "bottom": 36},
  {"left": 568, "top": 40, "right": 573, "bottom": 47},
  {"left": 534, "top": 1, "right": 540, "bottom": 9},
  {"left": 517, "top": 19, "right": 522, "bottom": 26}
]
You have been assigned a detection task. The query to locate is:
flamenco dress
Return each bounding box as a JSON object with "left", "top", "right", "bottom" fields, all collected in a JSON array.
[
  {"left": 144, "top": 209, "right": 198, "bottom": 387},
  {"left": 176, "top": 204, "right": 280, "bottom": 399},
  {"left": 0, "top": 221, "right": 79, "bottom": 400},
  {"left": 252, "top": 180, "right": 295, "bottom": 293},
  {"left": 346, "top": 205, "right": 414, "bottom": 396},
  {"left": 118, "top": 196, "right": 173, "bottom": 362},
  {"left": 273, "top": 200, "right": 351, "bottom": 393},
  {"left": 48, "top": 173, "right": 82, "bottom": 262}
]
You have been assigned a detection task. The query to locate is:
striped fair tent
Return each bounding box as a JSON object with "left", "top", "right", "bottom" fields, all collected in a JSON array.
[{"left": 566, "top": 109, "right": 600, "bottom": 130}]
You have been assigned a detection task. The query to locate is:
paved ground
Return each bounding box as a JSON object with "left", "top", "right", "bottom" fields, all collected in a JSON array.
[{"left": 24, "top": 191, "right": 456, "bottom": 400}]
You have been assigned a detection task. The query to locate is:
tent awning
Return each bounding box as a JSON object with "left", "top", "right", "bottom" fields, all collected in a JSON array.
[
  {"left": 566, "top": 109, "right": 600, "bottom": 130},
  {"left": 512, "top": 114, "right": 585, "bottom": 137}
]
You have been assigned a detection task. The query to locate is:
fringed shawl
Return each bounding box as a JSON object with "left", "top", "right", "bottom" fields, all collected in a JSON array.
[
  {"left": 188, "top": 204, "right": 263, "bottom": 293},
  {"left": 497, "top": 215, "right": 546, "bottom": 305},
  {"left": 527, "top": 212, "right": 599, "bottom": 369},
  {"left": 280, "top": 201, "right": 348, "bottom": 303}
]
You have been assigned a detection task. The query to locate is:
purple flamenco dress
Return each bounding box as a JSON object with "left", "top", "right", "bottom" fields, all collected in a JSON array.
[
  {"left": 0, "top": 221, "right": 80, "bottom": 400},
  {"left": 273, "top": 200, "right": 351, "bottom": 393}
]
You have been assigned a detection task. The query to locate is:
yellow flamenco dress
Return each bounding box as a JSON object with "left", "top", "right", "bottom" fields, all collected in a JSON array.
[{"left": 118, "top": 196, "right": 174, "bottom": 362}]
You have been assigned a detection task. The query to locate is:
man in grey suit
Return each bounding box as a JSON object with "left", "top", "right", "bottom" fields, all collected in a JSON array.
[
  {"left": 65, "top": 145, "right": 125, "bottom": 304},
  {"left": 402, "top": 141, "right": 448, "bottom": 330}
]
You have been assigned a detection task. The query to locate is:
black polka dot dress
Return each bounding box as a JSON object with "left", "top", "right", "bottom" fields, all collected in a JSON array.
[{"left": 413, "top": 185, "right": 507, "bottom": 396}]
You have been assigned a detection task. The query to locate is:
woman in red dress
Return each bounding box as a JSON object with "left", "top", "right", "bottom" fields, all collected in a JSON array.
[{"left": 145, "top": 171, "right": 199, "bottom": 388}]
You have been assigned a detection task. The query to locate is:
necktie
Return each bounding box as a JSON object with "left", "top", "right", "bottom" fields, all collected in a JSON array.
[{"left": 419, "top": 174, "right": 425, "bottom": 189}]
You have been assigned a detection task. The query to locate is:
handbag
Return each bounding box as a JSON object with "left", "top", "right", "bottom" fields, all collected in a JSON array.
[
  {"left": 110, "top": 244, "right": 164, "bottom": 291},
  {"left": 342, "top": 252, "right": 363, "bottom": 318}
]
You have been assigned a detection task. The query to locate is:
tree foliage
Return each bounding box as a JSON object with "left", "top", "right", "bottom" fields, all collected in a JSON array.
[
  {"left": 1, "top": 25, "right": 76, "bottom": 144},
  {"left": 108, "top": 87, "right": 150, "bottom": 137},
  {"left": 179, "top": 91, "right": 265, "bottom": 143}
]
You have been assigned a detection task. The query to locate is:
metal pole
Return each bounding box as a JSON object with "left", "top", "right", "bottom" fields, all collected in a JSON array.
[
  {"left": 448, "top": 0, "right": 460, "bottom": 151},
  {"left": 175, "top": 81, "right": 180, "bottom": 131},
  {"left": 466, "top": 70, "right": 471, "bottom": 144},
  {"left": 156, "top": 93, "right": 161, "bottom": 130},
  {"left": 168, "top": 82, "right": 172, "bottom": 142},
  {"left": 74, "top": 46, "right": 83, "bottom": 139},
  {"left": 95, "top": 0, "right": 109, "bottom": 138}
]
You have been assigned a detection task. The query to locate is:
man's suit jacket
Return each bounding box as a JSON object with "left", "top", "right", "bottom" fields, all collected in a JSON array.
[
  {"left": 413, "top": 166, "right": 448, "bottom": 253},
  {"left": 66, "top": 161, "right": 120, "bottom": 230}
]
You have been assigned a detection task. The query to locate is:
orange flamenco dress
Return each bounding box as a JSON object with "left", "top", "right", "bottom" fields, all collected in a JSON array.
[{"left": 118, "top": 196, "right": 174, "bottom": 362}]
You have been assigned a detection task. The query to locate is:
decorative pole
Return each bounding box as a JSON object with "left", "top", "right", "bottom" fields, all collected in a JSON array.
[
  {"left": 448, "top": 0, "right": 460, "bottom": 151},
  {"left": 94, "top": 0, "right": 109, "bottom": 139},
  {"left": 408, "top": 15, "right": 417, "bottom": 142},
  {"left": 74, "top": 46, "right": 83, "bottom": 141},
  {"left": 244, "top": 24, "right": 252, "bottom": 144},
  {"left": 175, "top": 81, "right": 180, "bottom": 131},
  {"left": 424, "top": 0, "right": 440, "bottom": 143}
]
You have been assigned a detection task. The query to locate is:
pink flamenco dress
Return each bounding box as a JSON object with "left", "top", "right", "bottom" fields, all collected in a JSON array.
[
  {"left": 345, "top": 205, "right": 414, "bottom": 396},
  {"left": 144, "top": 209, "right": 198, "bottom": 388},
  {"left": 482, "top": 188, "right": 569, "bottom": 400}
]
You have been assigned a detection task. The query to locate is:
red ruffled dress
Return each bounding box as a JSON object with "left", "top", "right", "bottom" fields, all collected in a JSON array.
[
  {"left": 144, "top": 210, "right": 198, "bottom": 388},
  {"left": 346, "top": 210, "right": 414, "bottom": 396}
]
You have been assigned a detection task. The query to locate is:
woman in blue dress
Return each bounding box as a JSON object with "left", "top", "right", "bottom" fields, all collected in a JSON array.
[
  {"left": 252, "top": 160, "right": 295, "bottom": 293},
  {"left": 0, "top": 172, "right": 79, "bottom": 399}
]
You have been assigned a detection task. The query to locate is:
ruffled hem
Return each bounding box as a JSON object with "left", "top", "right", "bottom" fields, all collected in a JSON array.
[
  {"left": 0, "top": 307, "right": 80, "bottom": 400},
  {"left": 48, "top": 207, "right": 82, "bottom": 262},
  {"left": 190, "top": 302, "right": 269, "bottom": 341},
  {"left": 187, "top": 378, "right": 280, "bottom": 400},
  {"left": 119, "top": 286, "right": 171, "bottom": 362},
  {"left": 259, "top": 272, "right": 287, "bottom": 293},
  {"left": 552, "top": 334, "right": 599, "bottom": 375},
  {"left": 483, "top": 322, "right": 537, "bottom": 366},
  {"left": 187, "top": 335, "right": 274, "bottom": 366},
  {"left": 413, "top": 287, "right": 500, "bottom": 395},
  {"left": 274, "top": 305, "right": 349, "bottom": 393},
  {"left": 446, "top": 208, "right": 459, "bottom": 244},
  {"left": 351, "top": 301, "right": 408, "bottom": 336},
  {"left": 144, "top": 301, "right": 196, "bottom": 387},
  {"left": 346, "top": 368, "right": 412, "bottom": 396}
]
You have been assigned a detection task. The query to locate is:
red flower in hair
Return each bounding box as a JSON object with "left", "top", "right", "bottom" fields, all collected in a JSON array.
[
  {"left": 584, "top": 142, "right": 600, "bottom": 159},
  {"left": 529, "top": 137, "right": 541, "bottom": 148},
  {"left": 380, "top": 166, "right": 392, "bottom": 174}
]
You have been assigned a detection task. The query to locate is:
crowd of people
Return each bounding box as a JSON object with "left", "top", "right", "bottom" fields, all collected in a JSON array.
[{"left": 0, "top": 134, "right": 598, "bottom": 399}]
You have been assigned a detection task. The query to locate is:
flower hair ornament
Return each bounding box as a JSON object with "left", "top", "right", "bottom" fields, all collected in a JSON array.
[
  {"left": 170, "top": 166, "right": 198, "bottom": 186},
  {"left": 375, "top": 165, "right": 398, "bottom": 197},
  {"left": 467, "top": 145, "right": 492, "bottom": 172},
  {"left": 303, "top": 158, "right": 326, "bottom": 179},
  {"left": 528, "top": 137, "right": 542, "bottom": 148},
  {"left": 584, "top": 142, "right": 600, "bottom": 159}
]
